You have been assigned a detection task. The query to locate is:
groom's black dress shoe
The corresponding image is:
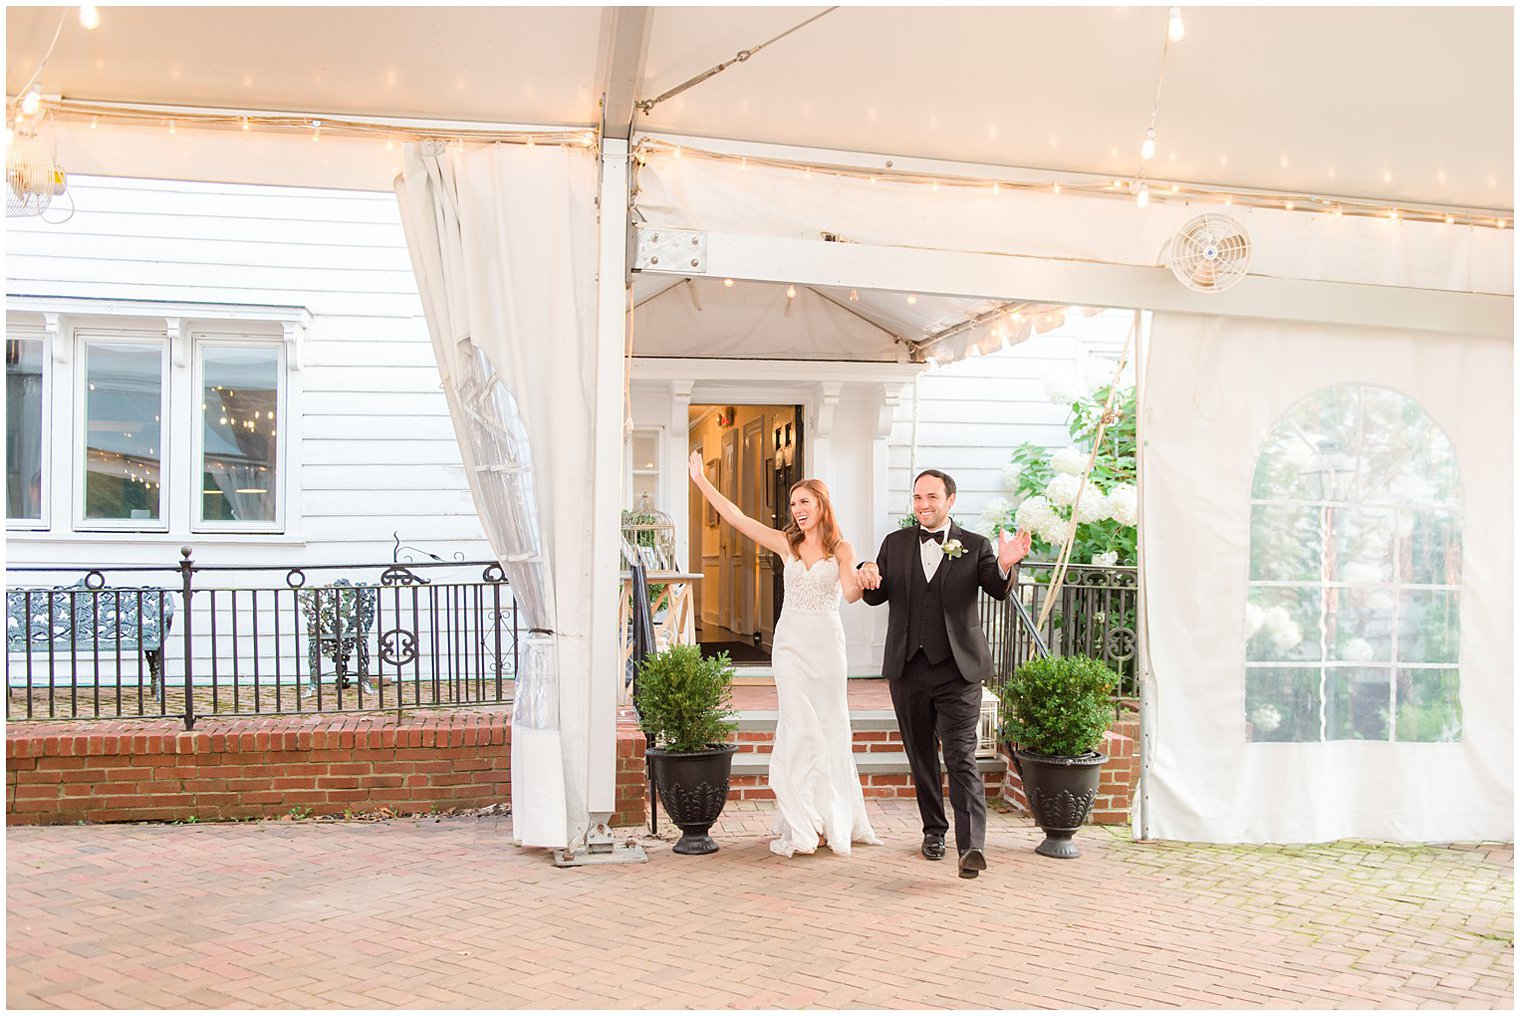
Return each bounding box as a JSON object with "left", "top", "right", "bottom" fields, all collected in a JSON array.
[
  {"left": 958, "top": 848, "right": 987, "bottom": 879},
  {"left": 921, "top": 835, "right": 946, "bottom": 860}
]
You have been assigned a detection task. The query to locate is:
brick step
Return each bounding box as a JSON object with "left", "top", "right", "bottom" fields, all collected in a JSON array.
[{"left": 726, "top": 753, "right": 1005, "bottom": 802}]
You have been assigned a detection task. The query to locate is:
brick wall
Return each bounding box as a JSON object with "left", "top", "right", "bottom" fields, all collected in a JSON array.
[{"left": 1000, "top": 715, "right": 1141, "bottom": 825}]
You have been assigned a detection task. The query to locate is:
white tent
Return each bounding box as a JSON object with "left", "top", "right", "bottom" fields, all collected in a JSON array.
[{"left": 7, "top": 5, "right": 1512, "bottom": 850}]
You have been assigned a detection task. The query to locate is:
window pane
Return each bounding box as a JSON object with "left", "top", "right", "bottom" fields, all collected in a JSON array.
[
  {"left": 5, "top": 338, "right": 44, "bottom": 520},
  {"left": 1395, "top": 668, "right": 1462, "bottom": 742},
  {"left": 1330, "top": 585, "right": 1395, "bottom": 663},
  {"left": 1325, "top": 666, "right": 1392, "bottom": 741},
  {"left": 1331, "top": 506, "right": 1396, "bottom": 583},
  {"left": 1246, "top": 667, "right": 1321, "bottom": 742},
  {"left": 1249, "top": 504, "right": 1321, "bottom": 581},
  {"left": 1245, "top": 586, "right": 1319, "bottom": 662},
  {"left": 1397, "top": 589, "right": 1460, "bottom": 664},
  {"left": 1401, "top": 509, "right": 1462, "bottom": 586},
  {"left": 83, "top": 342, "right": 163, "bottom": 522},
  {"left": 201, "top": 346, "right": 279, "bottom": 524},
  {"left": 631, "top": 432, "right": 658, "bottom": 471}
]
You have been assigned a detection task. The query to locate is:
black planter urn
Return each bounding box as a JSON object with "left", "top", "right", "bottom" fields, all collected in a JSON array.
[
  {"left": 1013, "top": 748, "right": 1109, "bottom": 859},
  {"left": 646, "top": 743, "right": 738, "bottom": 855}
]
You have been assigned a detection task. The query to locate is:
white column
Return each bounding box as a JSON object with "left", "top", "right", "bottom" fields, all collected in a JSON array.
[{"left": 584, "top": 138, "right": 630, "bottom": 830}]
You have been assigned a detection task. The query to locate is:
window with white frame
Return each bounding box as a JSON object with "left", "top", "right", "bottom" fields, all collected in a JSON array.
[
  {"left": 78, "top": 333, "right": 169, "bottom": 528},
  {"left": 196, "top": 341, "right": 284, "bottom": 529},
  {"left": 5, "top": 306, "right": 297, "bottom": 537},
  {"left": 5, "top": 333, "right": 48, "bottom": 527},
  {"left": 627, "top": 427, "right": 662, "bottom": 510},
  {"left": 1245, "top": 384, "right": 1462, "bottom": 744}
]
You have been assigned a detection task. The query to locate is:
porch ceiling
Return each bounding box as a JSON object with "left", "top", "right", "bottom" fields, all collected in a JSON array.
[{"left": 6, "top": 6, "right": 1511, "bottom": 210}]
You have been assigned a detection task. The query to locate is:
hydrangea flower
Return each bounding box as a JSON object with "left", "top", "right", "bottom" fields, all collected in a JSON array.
[
  {"left": 1244, "top": 602, "right": 1266, "bottom": 638},
  {"left": 1045, "top": 474, "right": 1081, "bottom": 507},
  {"left": 1084, "top": 357, "right": 1121, "bottom": 390},
  {"left": 1262, "top": 606, "right": 1302, "bottom": 652},
  {"left": 980, "top": 496, "right": 1012, "bottom": 532},
  {"left": 1341, "top": 637, "right": 1376, "bottom": 662},
  {"left": 1104, "top": 483, "right": 1138, "bottom": 526},
  {"left": 1250, "top": 705, "right": 1283, "bottom": 733},
  {"left": 1090, "top": 550, "right": 1119, "bottom": 567},
  {"left": 1073, "top": 486, "right": 1106, "bottom": 524},
  {"left": 1043, "top": 376, "right": 1085, "bottom": 406},
  {"left": 1001, "top": 462, "right": 1023, "bottom": 491},
  {"left": 1050, "top": 446, "right": 1086, "bottom": 476}
]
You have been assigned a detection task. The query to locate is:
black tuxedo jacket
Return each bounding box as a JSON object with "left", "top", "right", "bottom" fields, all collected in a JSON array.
[{"left": 861, "top": 522, "right": 1017, "bottom": 683}]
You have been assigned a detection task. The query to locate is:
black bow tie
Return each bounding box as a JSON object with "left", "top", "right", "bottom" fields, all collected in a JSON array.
[{"left": 919, "top": 529, "right": 945, "bottom": 544}]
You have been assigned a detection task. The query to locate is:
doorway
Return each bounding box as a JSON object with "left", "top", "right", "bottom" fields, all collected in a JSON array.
[{"left": 688, "top": 402, "right": 803, "bottom": 665}]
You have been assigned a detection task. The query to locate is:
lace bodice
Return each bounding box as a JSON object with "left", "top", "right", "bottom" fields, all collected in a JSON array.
[{"left": 782, "top": 555, "right": 842, "bottom": 616}]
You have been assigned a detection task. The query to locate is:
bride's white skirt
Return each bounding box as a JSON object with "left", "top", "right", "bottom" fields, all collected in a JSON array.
[{"left": 767, "top": 610, "right": 883, "bottom": 858}]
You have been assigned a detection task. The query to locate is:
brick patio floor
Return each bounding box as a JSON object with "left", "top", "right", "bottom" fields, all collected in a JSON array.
[{"left": 6, "top": 800, "right": 1512, "bottom": 1009}]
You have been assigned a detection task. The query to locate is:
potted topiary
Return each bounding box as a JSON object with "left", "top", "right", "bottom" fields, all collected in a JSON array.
[
  {"left": 998, "top": 654, "right": 1117, "bottom": 859},
  {"left": 635, "top": 642, "right": 739, "bottom": 855}
]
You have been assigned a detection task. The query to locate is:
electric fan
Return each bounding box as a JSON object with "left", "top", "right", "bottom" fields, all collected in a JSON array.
[{"left": 1164, "top": 212, "right": 1251, "bottom": 292}]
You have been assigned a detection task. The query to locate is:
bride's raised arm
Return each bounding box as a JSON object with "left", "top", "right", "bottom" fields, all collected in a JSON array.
[
  {"left": 688, "top": 451, "right": 791, "bottom": 559},
  {"left": 834, "top": 541, "right": 865, "bottom": 604}
]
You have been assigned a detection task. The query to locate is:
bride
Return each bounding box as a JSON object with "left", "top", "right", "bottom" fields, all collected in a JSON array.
[{"left": 689, "top": 452, "right": 882, "bottom": 857}]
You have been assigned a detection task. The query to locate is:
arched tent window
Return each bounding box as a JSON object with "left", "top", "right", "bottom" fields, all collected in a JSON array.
[{"left": 1245, "top": 385, "right": 1462, "bottom": 743}]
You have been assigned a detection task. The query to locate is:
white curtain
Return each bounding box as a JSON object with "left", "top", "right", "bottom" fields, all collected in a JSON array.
[
  {"left": 1139, "top": 313, "right": 1512, "bottom": 842},
  {"left": 395, "top": 141, "right": 599, "bottom": 849}
]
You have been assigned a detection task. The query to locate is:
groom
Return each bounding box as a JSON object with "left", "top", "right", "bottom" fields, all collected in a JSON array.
[{"left": 859, "top": 469, "right": 1031, "bottom": 879}]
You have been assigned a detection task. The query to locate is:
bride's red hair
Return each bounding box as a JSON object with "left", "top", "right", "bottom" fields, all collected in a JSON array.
[{"left": 783, "top": 478, "right": 842, "bottom": 556}]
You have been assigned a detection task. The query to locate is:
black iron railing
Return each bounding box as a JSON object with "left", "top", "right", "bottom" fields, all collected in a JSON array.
[
  {"left": 979, "top": 562, "right": 1138, "bottom": 700},
  {"left": 6, "top": 549, "right": 520, "bottom": 728}
]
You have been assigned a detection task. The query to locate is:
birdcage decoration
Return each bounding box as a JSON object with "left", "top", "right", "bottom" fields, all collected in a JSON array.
[{"left": 620, "top": 493, "right": 677, "bottom": 572}]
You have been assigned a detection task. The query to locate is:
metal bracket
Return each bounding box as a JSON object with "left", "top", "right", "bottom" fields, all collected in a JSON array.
[
  {"left": 553, "top": 820, "right": 648, "bottom": 867},
  {"left": 634, "top": 226, "right": 707, "bottom": 273}
]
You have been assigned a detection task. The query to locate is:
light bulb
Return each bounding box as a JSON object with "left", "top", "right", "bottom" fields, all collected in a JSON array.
[
  {"left": 1168, "top": 7, "right": 1185, "bottom": 42},
  {"left": 1284, "top": 200, "right": 1296, "bottom": 211},
  {"left": 21, "top": 86, "right": 41, "bottom": 116},
  {"left": 79, "top": 5, "right": 100, "bottom": 30},
  {"left": 385, "top": 136, "right": 394, "bottom": 151},
  {"left": 785, "top": 284, "right": 797, "bottom": 299},
  {"left": 89, "top": 115, "right": 98, "bottom": 130},
  {"left": 1496, "top": 218, "right": 1507, "bottom": 229},
  {"left": 723, "top": 278, "right": 734, "bottom": 287},
  {"left": 167, "top": 120, "right": 176, "bottom": 135},
  {"left": 241, "top": 117, "right": 251, "bottom": 132},
  {"left": 1443, "top": 213, "right": 1455, "bottom": 225},
  {"left": 311, "top": 119, "right": 321, "bottom": 143},
  {"left": 992, "top": 180, "right": 1001, "bottom": 193},
  {"left": 1135, "top": 182, "right": 1149, "bottom": 208},
  {"left": 740, "top": 156, "right": 747, "bottom": 170},
  {"left": 848, "top": 290, "right": 859, "bottom": 302},
  {"left": 906, "top": 293, "right": 918, "bottom": 305},
  {"left": 1140, "top": 128, "right": 1156, "bottom": 162},
  {"left": 1052, "top": 182, "right": 1061, "bottom": 195},
  {"left": 672, "top": 146, "right": 681, "bottom": 159}
]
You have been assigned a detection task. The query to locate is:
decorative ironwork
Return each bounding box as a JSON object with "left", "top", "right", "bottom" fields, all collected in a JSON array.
[
  {"left": 7, "top": 555, "right": 517, "bottom": 728},
  {"left": 378, "top": 627, "right": 419, "bottom": 668},
  {"left": 379, "top": 564, "right": 430, "bottom": 587}
]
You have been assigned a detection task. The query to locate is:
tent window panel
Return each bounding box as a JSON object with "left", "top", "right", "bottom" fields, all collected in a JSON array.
[
  {"left": 1246, "top": 383, "right": 1462, "bottom": 744},
  {"left": 1325, "top": 666, "right": 1393, "bottom": 741},
  {"left": 81, "top": 339, "right": 166, "bottom": 526},
  {"left": 6, "top": 336, "right": 46, "bottom": 524},
  {"left": 1395, "top": 668, "right": 1463, "bottom": 743},
  {"left": 198, "top": 344, "right": 281, "bottom": 526},
  {"left": 1245, "top": 667, "right": 1322, "bottom": 742}
]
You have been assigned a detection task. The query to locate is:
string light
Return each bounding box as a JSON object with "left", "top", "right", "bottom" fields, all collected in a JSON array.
[
  {"left": 166, "top": 119, "right": 176, "bottom": 135},
  {"left": 1283, "top": 200, "right": 1295, "bottom": 211},
  {"left": 1135, "top": 182, "right": 1150, "bottom": 208},
  {"left": 79, "top": 5, "right": 100, "bottom": 30},
  {"left": 21, "top": 86, "right": 41, "bottom": 116},
  {"left": 311, "top": 119, "right": 321, "bottom": 143},
  {"left": 1168, "top": 6, "right": 1186, "bottom": 42},
  {"left": 848, "top": 290, "right": 859, "bottom": 302},
  {"left": 241, "top": 116, "right": 251, "bottom": 132},
  {"left": 906, "top": 293, "right": 918, "bottom": 305},
  {"left": 785, "top": 284, "right": 797, "bottom": 299},
  {"left": 723, "top": 278, "right": 734, "bottom": 287},
  {"left": 89, "top": 115, "right": 97, "bottom": 130},
  {"left": 1140, "top": 128, "right": 1156, "bottom": 162}
]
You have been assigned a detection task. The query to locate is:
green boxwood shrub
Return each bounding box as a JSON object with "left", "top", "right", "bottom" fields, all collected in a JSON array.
[
  {"left": 634, "top": 643, "right": 737, "bottom": 753},
  {"left": 998, "top": 654, "right": 1117, "bottom": 757}
]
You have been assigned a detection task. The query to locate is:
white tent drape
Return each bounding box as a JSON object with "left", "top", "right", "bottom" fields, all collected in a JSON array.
[
  {"left": 395, "top": 141, "right": 599, "bottom": 849},
  {"left": 635, "top": 146, "right": 1514, "bottom": 297},
  {"left": 1139, "top": 313, "right": 1512, "bottom": 842}
]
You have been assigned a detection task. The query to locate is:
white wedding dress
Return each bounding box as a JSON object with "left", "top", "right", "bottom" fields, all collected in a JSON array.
[{"left": 766, "top": 554, "right": 883, "bottom": 857}]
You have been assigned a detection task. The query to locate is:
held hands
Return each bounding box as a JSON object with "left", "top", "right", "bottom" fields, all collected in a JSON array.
[
  {"left": 998, "top": 528, "right": 1033, "bottom": 572},
  {"left": 858, "top": 562, "right": 883, "bottom": 590}
]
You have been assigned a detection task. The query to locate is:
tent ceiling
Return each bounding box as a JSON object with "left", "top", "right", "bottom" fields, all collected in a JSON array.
[{"left": 6, "top": 6, "right": 1510, "bottom": 209}]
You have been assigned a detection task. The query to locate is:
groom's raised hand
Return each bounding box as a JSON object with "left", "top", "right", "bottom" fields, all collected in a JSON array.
[{"left": 998, "top": 528, "right": 1033, "bottom": 573}]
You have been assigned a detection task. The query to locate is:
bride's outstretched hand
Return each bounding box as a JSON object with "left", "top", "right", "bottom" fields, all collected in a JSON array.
[{"left": 689, "top": 451, "right": 704, "bottom": 484}]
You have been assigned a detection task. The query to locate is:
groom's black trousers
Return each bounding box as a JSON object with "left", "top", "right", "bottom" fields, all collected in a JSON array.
[{"left": 888, "top": 649, "right": 986, "bottom": 853}]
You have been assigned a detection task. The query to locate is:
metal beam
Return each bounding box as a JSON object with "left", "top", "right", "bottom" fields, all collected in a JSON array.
[
  {"left": 597, "top": 7, "right": 653, "bottom": 141},
  {"left": 635, "top": 226, "right": 1512, "bottom": 340}
]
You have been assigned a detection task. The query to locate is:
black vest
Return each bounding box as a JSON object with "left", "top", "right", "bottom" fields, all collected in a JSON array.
[{"left": 910, "top": 551, "right": 953, "bottom": 665}]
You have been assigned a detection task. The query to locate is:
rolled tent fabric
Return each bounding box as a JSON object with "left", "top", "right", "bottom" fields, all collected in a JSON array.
[
  {"left": 395, "top": 140, "right": 598, "bottom": 849},
  {"left": 1139, "top": 313, "right": 1512, "bottom": 843}
]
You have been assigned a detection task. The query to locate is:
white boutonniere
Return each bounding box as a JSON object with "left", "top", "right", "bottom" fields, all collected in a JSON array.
[{"left": 940, "top": 538, "right": 966, "bottom": 560}]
